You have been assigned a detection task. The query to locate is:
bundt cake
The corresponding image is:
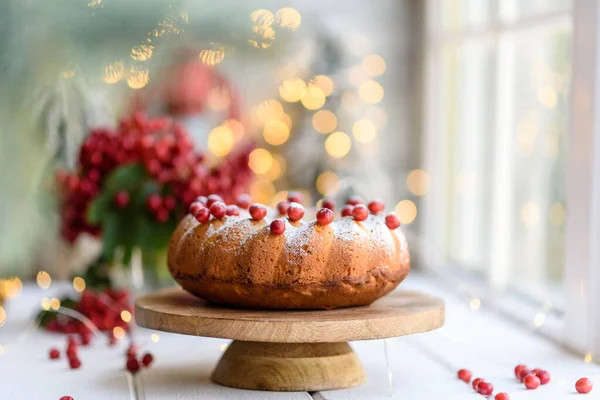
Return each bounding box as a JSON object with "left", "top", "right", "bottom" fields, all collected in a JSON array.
[{"left": 167, "top": 192, "right": 410, "bottom": 309}]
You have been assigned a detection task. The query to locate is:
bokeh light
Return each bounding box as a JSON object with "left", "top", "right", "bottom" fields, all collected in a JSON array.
[
  {"left": 549, "top": 202, "right": 565, "bottom": 227},
  {"left": 250, "top": 180, "right": 276, "bottom": 204},
  {"left": 301, "top": 86, "right": 326, "bottom": 110},
  {"left": 325, "top": 132, "right": 352, "bottom": 158},
  {"left": 151, "top": 333, "right": 160, "bottom": 343},
  {"left": 407, "top": 169, "right": 430, "bottom": 196},
  {"left": 341, "top": 90, "right": 361, "bottom": 112},
  {"left": 251, "top": 9, "right": 275, "bottom": 26},
  {"left": 104, "top": 61, "right": 124, "bottom": 84},
  {"left": 36, "top": 271, "right": 51, "bottom": 289},
  {"left": 256, "top": 99, "right": 284, "bottom": 124},
  {"left": 280, "top": 113, "right": 293, "bottom": 129},
  {"left": 4, "top": 277, "right": 22, "bottom": 299},
  {"left": 249, "top": 148, "right": 273, "bottom": 174},
  {"left": 207, "top": 87, "right": 231, "bottom": 111},
  {"left": 72, "top": 277, "right": 86, "bottom": 293},
  {"left": 199, "top": 48, "right": 225, "bottom": 65},
  {"left": 279, "top": 78, "right": 307, "bottom": 102},
  {"left": 50, "top": 298, "right": 61, "bottom": 311},
  {"left": 131, "top": 44, "right": 154, "bottom": 61},
  {"left": 263, "top": 154, "right": 285, "bottom": 181},
  {"left": 362, "top": 54, "right": 386, "bottom": 76},
  {"left": 275, "top": 8, "right": 301, "bottom": 31},
  {"left": 0, "top": 306, "right": 5, "bottom": 327},
  {"left": 537, "top": 85, "right": 558, "bottom": 109},
  {"left": 312, "top": 110, "right": 337, "bottom": 134},
  {"left": 309, "top": 75, "right": 334, "bottom": 96},
  {"left": 359, "top": 80, "right": 384, "bottom": 104},
  {"left": 395, "top": 200, "right": 417, "bottom": 224},
  {"left": 127, "top": 67, "right": 149, "bottom": 89},
  {"left": 263, "top": 120, "right": 290, "bottom": 146},
  {"left": 348, "top": 66, "right": 370, "bottom": 87},
  {"left": 113, "top": 326, "right": 126, "bottom": 340},
  {"left": 223, "top": 119, "right": 245, "bottom": 141},
  {"left": 41, "top": 297, "right": 51, "bottom": 311},
  {"left": 120, "top": 310, "right": 132, "bottom": 323},
  {"left": 207, "top": 126, "right": 235, "bottom": 157},
  {"left": 352, "top": 119, "right": 377, "bottom": 143},
  {"left": 316, "top": 171, "right": 341, "bottom": 195}
]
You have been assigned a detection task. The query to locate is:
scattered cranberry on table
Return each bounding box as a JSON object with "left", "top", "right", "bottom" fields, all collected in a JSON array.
[
  {"left": 495, "top": 393, "right": 510, "bottom": 400},
  {"left": 518, "top": 367, "right": 531, "bottom": 382},
  {"left": 524, "top": 373, "right": 541, "bottom": 390},
  {"left": 533, "top": 368, "right": 551, "bottom": 385},
  {"left": 576, "top": 377, "right": 593, "bottom": 394},
  {"left": 126, "top": 357, "right": 141, "bottom": 374},
  {"left": 69, "top": 358, "right": 82, "bottom": 369},
  {"left": 476, "top": 380, "right": 494, "bottom": 396},
  {"left": 142, "top": 353, "right": 154, "bottom": 367},
  {"left": 457, "top": 369, "right": 472, "bottom": 383},
  {"left": 59, "top": 397, "right": 74, "bottom": 400},
  {"left": 49, "top": 348, "right": 60, "bottom": 360},
  {"left": 472, "top": 377, "right": 484, "bottom": 391},
  {"left": 514, "top": 364, "right": 527, "bottom": 379}
]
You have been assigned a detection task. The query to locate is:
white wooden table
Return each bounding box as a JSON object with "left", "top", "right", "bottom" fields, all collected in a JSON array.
[{"left": 1, "top": 275, "right": 599, "bottom": 399}]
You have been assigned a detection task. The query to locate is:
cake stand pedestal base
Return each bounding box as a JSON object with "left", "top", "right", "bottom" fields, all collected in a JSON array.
[{"left": 212, "top": 341, "right": 365, "bottom": 391}]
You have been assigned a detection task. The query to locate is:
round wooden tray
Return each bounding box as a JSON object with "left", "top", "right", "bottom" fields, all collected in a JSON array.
[{"left": 135, "top": 287, "right": 444, "bottom": 391}]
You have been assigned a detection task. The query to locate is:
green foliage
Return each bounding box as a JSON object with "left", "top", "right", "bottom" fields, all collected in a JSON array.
[{"left": 86, "top": 163, "right": 177, "bottom": 264}]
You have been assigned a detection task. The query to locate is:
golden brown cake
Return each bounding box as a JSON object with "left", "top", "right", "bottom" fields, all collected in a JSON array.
[{"left": 167, "top": 193, "right": 410, "bottom": 309}]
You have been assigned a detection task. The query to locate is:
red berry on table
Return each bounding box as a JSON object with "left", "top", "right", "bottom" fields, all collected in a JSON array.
[
  {"left": 534, "top": 369, "right": 550, "bottom": 385},
  {"left": 576, "top": 377, "right": 593, "bottom": 394},
  {"left": 194, "top": 207, "right": 210, "bottom": 223},
  {"left": 226, "top": 205, "right": 240, "bottom": 216},
  {"left": 126, "top": 357, "right": 140, "bottom": 374},
  {"left": 368, "top": 200, "right": 385, "bottom": 214},
  {"left": 322, "top": 198, "right": 336, "bottom": 211},
  {"left": 385, "top": 213, "right": 401, "bottom": 229},
  {"left": 141, "top": 353, "right": 154, "bottom": 367},
  {"left": 287, "top": 191, "right": 303, "bottom": 204},
  {"left": 476, "top": 381, "right": 494, "bottom": 396},
  {"left": 236, "top": 194, "right": 251, "bottom": 209},
  {"left": 249, "top": 204, "right": 267, "bottom": 221},
  {"left": 472, "top": 378, "right": 484, "bottom": 391},
  {"left": 126, "top": 343, "right": 139, "bottom": 358},
  {"left": 189, "top": 201, "right": 204, "bottom": 215},
  {"left": 457, "top": 369, "right": 472, "bottom": 383},
  {"left": 495, "top": 393, "right": 510, "bottom": 400},
  {"left": 209, "top": 201, "right": 227, "bottom": 219},
  {"left": 352, "top": 204, "right": 369, "bottom": 222},
  {"left": 514, "top": 364, "right": 528, "bottom": 379},
  {"left": 163, "top": 196, "right": 176, "bottom": 210},
  {"left": 80, "top": 332, "right": 92, "bottom": 346},
  {"left": 156, "top": 208, "right": 169, "bottom": 223},
  {"left": 206, "top": 194, "right": 224, "bottom": 208},
  {"left": 196, "top": 196, "right": 208, "bottom": 205},
  {"left": 49, "top": 348, "right": 60, "bottom": 360},
  {"left": 146, "top": 194, "right": 162, "bottom": 211},
  {"left": 347, "top": 195, "right": 363, "bottom": 206},
  {"left": 59, "top": 397, "right": 74, "bottom": 400},
  {"left": 518, "top": 367, "right": 531, "bottom": 382},
  {"left": 524, "top": 373, "right": 540, "bottom": 389},
  {"left": 341, "top": 205, "right": 354, "bottom": 217},
  {"left": 287, "top": 202, "right": 305, "bottom": 222},
  {"left": 114, "top": 191, "right": 130, "bottom": 208},
  {"left": 316, "top": 208, "right": 334, "bottom": 225},
  {"left": 270, "top": 219, "right": 286, "bottom": 235},
  {"left": 69, "top": 357, "right": 82, "bottom": 369},
  {"left": 277, "top": 201, "right": 290, "bottom": 215}
]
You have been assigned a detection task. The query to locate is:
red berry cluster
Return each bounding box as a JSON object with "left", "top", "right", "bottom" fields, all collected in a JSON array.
[
  {"left": 56, "top": 112, "right": 254, "bottom": 243},
  {"left": 44, "top": 289, "right": 131, "bottom": 334},
  {"left": 125, "top": 343, "right": 154, "bottom": 375}
]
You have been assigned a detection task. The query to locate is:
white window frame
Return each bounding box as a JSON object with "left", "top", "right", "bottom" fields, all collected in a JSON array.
[{"left": 423, "top": 0, "right": 600, "bottom": 359}]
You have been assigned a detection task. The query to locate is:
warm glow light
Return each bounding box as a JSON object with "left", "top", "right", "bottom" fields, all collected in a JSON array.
[
  {"left": 325, "top": 132, "right": 352, "bottom": 158},
  {"left": 104, "top": 61, "right": 124, "bottom": 84},
  {"left": 49, "top": 298, "right": 60, "bottom": 311},
  {"left": 521, "top": 202, "right": 540, "bottom": 226},
  {"left": 280, "top": 113, "right": 293, "bottom": 129},
  {"left": 223, "top": 119, "right": 245, "bottom": 141},
  {"left": 36, "top": 271, "right": 51, "bottom": 289},
  {"left": 249, "top": 148, "right": 273, "bottom": 174},
  {"left": 5, "top": 278, "right": 22, "bottom": 299},
  {"left": 250, "top": 180, "right": 276, "bottom": 204},
  {"left": 131, "top": 44, "right": 154, "bottom": 61},
  {"left": 469, "top": 298, "right": 481, "bottom": 311},
  {"left": 362, "top": 54, "right": 386, "bottom": 76},
  {"left": 264, "top": 155, "right": 285, "bottom": 181},
  {"left": 0, "top": 306, "right": 5, "bottom": 327},
  {"left": 584, "top": 354, "right": 593, "bottom": 363},
  {"left": 279, "top": 78, "right": 307, "bottom": 102},
  {"left": 533, "top": 313, "right": 545, "bottom": 327},
  {"left": 300, "top": 87, "right": 326, "bottom": 110},
  {"left": 251, "top": 9, "right": 275, "bottom": 26},
  {"left": 537, "top": 85, "right": 558, "bottom": 109},
  {"left": 207, "top": 87, "right": 231, "bottom": 111},
  {"left": 359, "top": 80, "right": 384, "bottom": 104},
  {"left": 41, "top": 297, "right": 51, "bottom": 311},
  {"left": 207, "top": 126, "right": 235, "bottom": 157},
  {"left": 113, "top": 326, "right": 126, "bottom": 340},
  {"left": 352, "top": 119, "right": 377, "bottom": 143},
  {"left": 309, "top": 75, "right": 334, "bottom": 96},
  {"left": 72, "top": 277, "right": 86, "bottom": 293},
  {"left": 275, "top": 8, "right": 301, "bottom": 31},
  {"left": 395, "top": 200, "right": 417, "bottom": 224},
  {"left": 406, "top": 169, "right": 430, "bottom": 196},
  {"left": 273, "top": 191, "right": 288, "bottom": 206},
  {"left": 263, "top": 120, "right": 290, "bottom": 146},
  {"left": 127, "top": 68, "right": 149, "bottom": 89},
  {"left": 199, "top": 48, "right": 225, "bottom": 65},
  {"left": 549, "top": 203, "right": 565, "bottom": 227},
  {"left": 62, "top": 69, "right": 76, "bottom": 79},
  {"left": 249, "top": 25, "right": 276, "bottom": 49},
  {"left": 151, "top": 333, "right": 160, "bottom": 343},
  {"left": 316, "top": 172, "right": 341, "bottom": 195},
  {"left": 256, "top": 99, "right": 284, "bottom": 124},
  {"left": 312, "top": 110, "right": 337, "bottom": 134},
  {"left": 348, "top": 66, "right": 370, "bottom": 87},
  {"left": 121, "top": 310, "right": 132, "bottom": 323}
]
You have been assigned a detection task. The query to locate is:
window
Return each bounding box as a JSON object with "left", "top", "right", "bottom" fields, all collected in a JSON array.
[{"left": 423, "top": 0, "right": 600, "bottom": 358}]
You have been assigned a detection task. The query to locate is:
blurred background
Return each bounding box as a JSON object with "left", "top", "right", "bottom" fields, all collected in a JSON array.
[{"left": 0, "top": 0, "right": 572, "bottom": 313}]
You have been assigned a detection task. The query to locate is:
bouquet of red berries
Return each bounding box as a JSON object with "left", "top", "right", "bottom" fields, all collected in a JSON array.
[{"left": 56, "top": 112, "right": 254, "bottom": 264}]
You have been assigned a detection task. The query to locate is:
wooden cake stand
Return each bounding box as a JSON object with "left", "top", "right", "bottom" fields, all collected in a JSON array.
[{"left": 135, "top": 287, "right": 444, "bottom": 392}]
